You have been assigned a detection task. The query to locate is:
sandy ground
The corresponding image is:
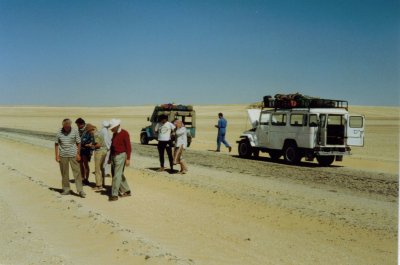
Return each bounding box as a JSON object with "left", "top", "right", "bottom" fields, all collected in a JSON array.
[{"left": 0, "top": 105, "right": 398, "bottom": 264}]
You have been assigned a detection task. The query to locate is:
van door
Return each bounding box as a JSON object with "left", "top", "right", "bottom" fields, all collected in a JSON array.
[
  {"left": 257, "top": 112, "right": 270, "bottom": 147},
  {"left": 319, "top": 114, "right": 327, "bottom": 146},
  {"left": 346, "top": 115, "right": 365, "bottom": 146}
]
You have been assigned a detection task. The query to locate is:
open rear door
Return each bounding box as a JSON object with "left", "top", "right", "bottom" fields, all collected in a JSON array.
[{"left": 346, "top": 115, "right": 365, "bottom": 146}]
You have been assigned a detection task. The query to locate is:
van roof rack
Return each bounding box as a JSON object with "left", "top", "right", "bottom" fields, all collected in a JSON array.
[{"left": 263, "top": 94, "right": 348, "bottom": 111}]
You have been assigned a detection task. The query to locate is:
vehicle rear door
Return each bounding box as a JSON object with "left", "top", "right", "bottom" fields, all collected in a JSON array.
[
  {"left": 346, "top": 115, "right": 365, "bottom": 146},
  {"left": 319, "top": 114, "right": 327, "bottom": 146}
]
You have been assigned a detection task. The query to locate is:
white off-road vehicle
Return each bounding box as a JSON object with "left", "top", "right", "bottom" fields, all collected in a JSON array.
[{"left": 237, "top": 95, "right": 365, "bottom": 166}]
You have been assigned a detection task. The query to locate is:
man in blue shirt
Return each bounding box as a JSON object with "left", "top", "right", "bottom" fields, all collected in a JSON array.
[{"left": 215, "top": 113, "right": 232, "bottom": 152}]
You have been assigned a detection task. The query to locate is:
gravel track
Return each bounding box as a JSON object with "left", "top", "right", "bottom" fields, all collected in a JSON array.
[{"left": 0, "top": 127, "right": 397, "bottom": 201}]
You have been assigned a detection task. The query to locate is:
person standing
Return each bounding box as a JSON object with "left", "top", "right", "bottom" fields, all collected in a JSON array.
[
  {"left": 173, "top": 120, "right": 188, "bottom": 174},
  {"left": 215, "top": 113, "right": 232, "bottom": 152},
  {"left": 109, "top": 119, "right": 132, "bottom": 201},
  {"left": 86, "top": 124, "right": 107, "bottom": 191},
  {"left": 55, "top": 118, "right": 86, "bottom": 198},
  {"left": 75, "top": 118, "right": 94, "bottom": 185},
  {"left": 155, "top": 115, "right": 175, "bottom": 172},
  {"left": 100, "top": 120, "right": 112, "bottom": 177}
]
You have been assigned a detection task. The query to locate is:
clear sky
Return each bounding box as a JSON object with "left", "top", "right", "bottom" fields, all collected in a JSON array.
[{"left": 0, "top": 0, "right": 399, "bottom": 106}]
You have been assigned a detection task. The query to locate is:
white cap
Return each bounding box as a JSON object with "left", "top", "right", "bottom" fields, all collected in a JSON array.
[
  {"left": 109, "top": 119, "right": 121, "bottom": 130},
  {"left": 102, "top": 120, "right": 110, "bottom": 128}
]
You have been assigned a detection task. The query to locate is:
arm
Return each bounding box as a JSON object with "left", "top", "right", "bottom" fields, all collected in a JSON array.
[
  {"left": 124, "top": 131, "right": 132, "bottom": 166},
  {"left": 55, "top": 143, "right": 60, "bottom": 162},
  {"left": 76, "top": 143, "right": 81, "bottom": 161},
  {"left": 75, "top": 130, "right": 81, "bottom": 161},
  {"left": 215, "top": 119, "right": 222, "bottom": 128}
]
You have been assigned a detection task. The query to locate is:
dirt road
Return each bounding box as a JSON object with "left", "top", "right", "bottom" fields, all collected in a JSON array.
[{"left": 0, "top": 128, "right": 397, "bottom": 264}]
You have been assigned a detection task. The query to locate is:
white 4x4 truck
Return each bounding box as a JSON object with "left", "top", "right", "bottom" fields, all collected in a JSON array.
[{"left": 237, "top": 96, "right": 365, "bottom": 166}]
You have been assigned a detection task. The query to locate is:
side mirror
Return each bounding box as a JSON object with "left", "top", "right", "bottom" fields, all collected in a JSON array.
[
  {"left": 254, "top": 120, "right": 259, "bottom": 127},
  {"left": 147, "top": 117, "right": 150, "bottom": 121}
]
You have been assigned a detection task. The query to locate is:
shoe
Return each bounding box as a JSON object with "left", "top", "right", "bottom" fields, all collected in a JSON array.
[
  {"left": 92, "top": 186, "right": 102, "bottom": 191},
  {"left": 120, "top": 191, "right": 131, "bottom": 197},
  {"left": 179, "top": 170, "right": 187, "bottom": 174},
  {"left": 61, "top": 190, "right": 71, "bottom": 195},
  {"left": 109, "top": 196, "right": 118, "bottom": 201},
  {"left": 156, "top": 167, "right": 165, "bottom": 172},
  {"left": 82, "top": 179, "right": 90, "bottom": 185},
  {"left": 215, "top": 150, "right": 220, "bottom": 152},
  {"left": 228, "top": 146, "right": 232, "bottom": 152},
  {"left": 79, "top": 191, "right": 86, "bottom": 198}
]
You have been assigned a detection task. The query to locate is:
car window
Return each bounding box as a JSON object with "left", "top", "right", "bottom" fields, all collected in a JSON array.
[
  {"left": 260, "top": 113, "right": 269, "bottom": 125},
  {"left": 291, "top": 114, "right": 306, "bottom": 126},
  {"left": 271, "top": 114, "right": 287, "bottom": 126},
  {"left": 309, "top": 114, "right": 318, "bottom": 127},
  {"left": 349, "top": 116, "right": 363, "bottom": 128}
]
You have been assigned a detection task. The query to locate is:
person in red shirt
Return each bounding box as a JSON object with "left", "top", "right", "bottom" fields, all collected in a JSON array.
[{"left": 108, "top": 119, "right": 132, "bottom": 201}]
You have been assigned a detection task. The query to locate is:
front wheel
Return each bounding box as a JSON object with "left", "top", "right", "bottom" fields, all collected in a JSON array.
[
  {"left": 140, "top": 133, "right": 149, "bottom": 145},
  {"left": 316, "top": 155, "right": 335, "bottom": 166},
  {"left": 283, "top": 143, "right": 301, "bottom": 164},
  {"left": 238, "top": 140, "right": 252, "bottom": 158}
]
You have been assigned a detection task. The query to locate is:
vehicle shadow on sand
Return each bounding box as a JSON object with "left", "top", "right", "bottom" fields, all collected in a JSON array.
[{"left": 230, "top": 155, "right": 343, "bottom": 168}]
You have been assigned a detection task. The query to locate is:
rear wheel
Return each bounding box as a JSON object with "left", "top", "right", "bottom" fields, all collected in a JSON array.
[
  {"left": 269, "top": 150, "right": 281, "bottom": 161},
  {"left": 283, "top": 143, "right": 301, "bottom": 164},
  {"left": 316, "top": 155, "right": 335, "bottom": 166},
  {"left": 238, "top": 140, "right": 252, "bottom": 158},
  {"left": 140, "top": 133, "right": 149, "bottom": 145}
]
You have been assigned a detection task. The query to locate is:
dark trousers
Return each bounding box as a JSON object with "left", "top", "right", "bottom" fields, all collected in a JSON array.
[{"left": 157, "top": 140, "right": 173, "bottom": 169}]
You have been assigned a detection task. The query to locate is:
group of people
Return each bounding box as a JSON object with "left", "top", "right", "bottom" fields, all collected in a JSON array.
[
  {"left": 55, "top": 118, "right": 131, "bottom": 201},
  {"left": 54, "top": 112, "right": 231, "bottom": 201}
]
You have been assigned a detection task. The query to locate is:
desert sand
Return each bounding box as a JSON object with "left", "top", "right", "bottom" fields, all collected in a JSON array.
[{"left": 0, "top": 105, "right": 398, "bottom": 264}]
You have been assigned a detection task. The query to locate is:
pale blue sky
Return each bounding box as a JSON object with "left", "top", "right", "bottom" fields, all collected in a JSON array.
[{"left": 0, "top": 0, "right": 399, "bottom": 106}]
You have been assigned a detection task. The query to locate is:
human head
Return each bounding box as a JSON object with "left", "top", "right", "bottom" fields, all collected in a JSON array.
[
  {"left": 109, "top": 118, "right": 121, "bottom": 133},
  {"left": 85, "top": 124, "right": 97, "bottom": 135},
  {"left": 62, "top": 118, "right": 72, "bottom": 132},
  {"left": 174, "top": 119, "right": 183, "bottom": 128},
  {"left": 218, "top": 113, "right": 223, "bottom": 118},
  {"left": 158, "top": 115, "right": 168, "bottom": 124},
  {"left": 75, "top": 118, "right": 86, "bottom": 129},
  {"left": 102, "top": 120, "right": 110, "bottom": 128}
]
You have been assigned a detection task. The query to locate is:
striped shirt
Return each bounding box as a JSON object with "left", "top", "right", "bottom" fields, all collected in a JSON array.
[{"left": 55, "top": 128, "right": 81, "bottom": 157}]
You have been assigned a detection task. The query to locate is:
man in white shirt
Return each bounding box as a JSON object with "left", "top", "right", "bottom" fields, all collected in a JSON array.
[
  {"left": 100, "top": 121, "right": 112, "bottom": 176},
  {"left": 155, "top": 115, "right": 175, "bottom": 172}
]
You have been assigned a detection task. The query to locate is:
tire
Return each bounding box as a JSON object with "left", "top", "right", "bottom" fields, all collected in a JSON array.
[
  {"left": 316, "top": 155, "right": 335, "bottom": 166},
  {"left": 238, "top": 140, "right": 252, "bottom": 158},
  {"left": 269, "top": 150, "right": 281, "bottom": 161},
  {"left": 140, "top": 133, "right": 149, "bottom": 145},
  {"left": 283, "top": 143, "right": 301, "bottom": 164}
]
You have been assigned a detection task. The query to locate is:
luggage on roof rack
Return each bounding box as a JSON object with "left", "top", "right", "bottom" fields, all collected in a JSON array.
[{"left": 263, "top": 93, "right": 348, "bottom": 109}]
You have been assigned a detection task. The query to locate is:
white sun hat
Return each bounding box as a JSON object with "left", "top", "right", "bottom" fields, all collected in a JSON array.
[
  {"left": 102, "top": 120, "right": 110, "bottom": 128},
  {"left": 109, "top": 119, "right": 121, "bottom": 130}
]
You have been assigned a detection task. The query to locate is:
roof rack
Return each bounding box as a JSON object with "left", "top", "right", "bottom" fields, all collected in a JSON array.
[{"left": 263, "top": 94, "right": 348, "bottom": 111}]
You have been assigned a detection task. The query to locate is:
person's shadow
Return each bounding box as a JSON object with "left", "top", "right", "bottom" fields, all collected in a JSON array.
[
  {"left": 147, "top": 167, "right": 179, "bottom": 174},
  {"left": 48, "top": 187, "right": 84, "bottom": 197}
]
